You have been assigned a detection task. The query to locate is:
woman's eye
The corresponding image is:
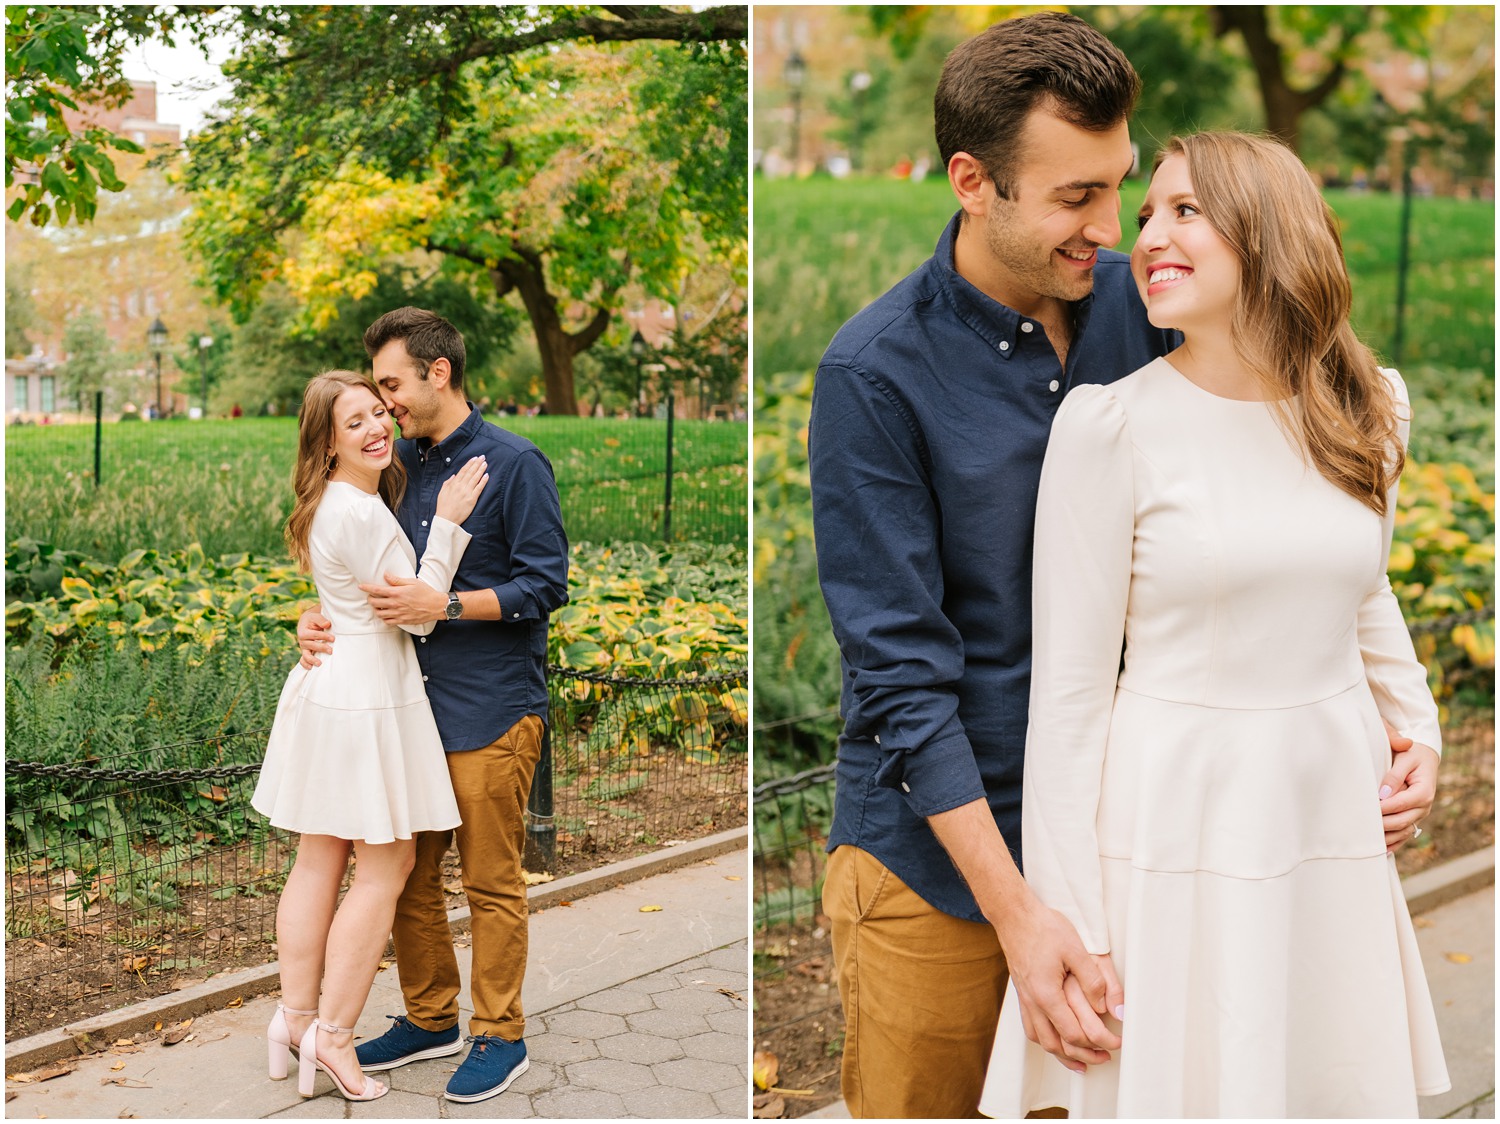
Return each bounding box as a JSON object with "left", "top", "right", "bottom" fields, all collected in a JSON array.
[{"left": 1177, "top": 202, "right": 1199, "bottom": 218}]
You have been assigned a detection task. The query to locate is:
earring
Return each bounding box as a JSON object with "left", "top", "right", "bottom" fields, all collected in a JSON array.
[{"left": 324, "top": 452, "right": 336, "bottom": 476}]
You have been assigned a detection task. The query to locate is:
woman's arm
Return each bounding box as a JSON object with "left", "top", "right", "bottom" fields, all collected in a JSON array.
[
  {"left": 1021, "top": 384, "right": 1136, "bottom": 956},
  {"left": 339, "top": 502, "right": 471, "bottom": 637}
]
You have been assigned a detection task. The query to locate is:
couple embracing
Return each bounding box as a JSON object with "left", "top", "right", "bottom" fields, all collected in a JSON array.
[
  {"left": 250, "top": 308, "right": 568, "bottom": 1104},
  {"left": 811, "top": 13, "right": 1450, "bottom": 1119}
]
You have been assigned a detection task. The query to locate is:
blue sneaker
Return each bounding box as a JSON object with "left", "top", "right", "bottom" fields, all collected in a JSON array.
[
  {"left": 355, "top": 1014, "right": 463, "bottom": 1071},
  {"left": 444, "top": 1035, "right": 529, "bottom": 1103}
]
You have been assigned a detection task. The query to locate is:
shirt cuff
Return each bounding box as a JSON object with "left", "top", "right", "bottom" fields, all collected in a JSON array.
[
  {"left": 873, "top": 730, "right": 987, "bottom": 818},
  {"left": 493, "top": 579, "right": 528, "bottom": 622}
]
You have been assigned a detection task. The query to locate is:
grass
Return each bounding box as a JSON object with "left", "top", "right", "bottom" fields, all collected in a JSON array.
[
  {"left": 753, "top": 176, "right": 1495, "bottom": 378},
  {"left": 4, "top": 414, "right": 747, "bottom": 560}
]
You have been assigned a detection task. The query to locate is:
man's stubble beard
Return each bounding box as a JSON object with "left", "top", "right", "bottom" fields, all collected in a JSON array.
[{"left": 983, "top": 198, "right": 1096, "bottom": 304}]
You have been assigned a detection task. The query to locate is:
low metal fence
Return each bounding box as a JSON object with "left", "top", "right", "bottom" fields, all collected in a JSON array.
[{"left": 4, "top": 662, "right": 746, "bottom": 1042}]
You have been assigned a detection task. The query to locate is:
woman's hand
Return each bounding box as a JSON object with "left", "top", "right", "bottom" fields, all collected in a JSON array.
[{"left": 434, "top": 455, "right": 489, "bottom": 525}]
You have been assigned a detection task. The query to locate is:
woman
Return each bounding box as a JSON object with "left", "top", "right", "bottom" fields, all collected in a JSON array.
[
  {"left": 251, "top": 370, "right": 488, "bottom": 1102},
  {"left": 981, "top": 133, "right": 1449, "bottom": 1117}
]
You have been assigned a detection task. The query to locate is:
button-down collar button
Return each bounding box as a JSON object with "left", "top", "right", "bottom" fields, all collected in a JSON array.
[
  {"left": 999, "top": 341, "right": 1010, "bottom": 351},
  {"left": 512, "top": 612, "right": 520, "bottom": 619},
  {"left": 1022, "top": 322, "right": 1034, "bottom": 333},
  {"left": 1049, "top": 380, "right": 1060, "bottom": 392},
  {"left": 874, "top": 735, "right": 881, "bottom": 745},
  {"left": 445, "top": 457, "right": 450, "bottom": 463}
]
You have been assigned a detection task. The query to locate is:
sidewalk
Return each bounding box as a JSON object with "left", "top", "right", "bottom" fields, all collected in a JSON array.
[
  {"left": 5, "top": 847, "right": 749, "bottom": 1119},
  {"left": 808, "top": 880, "right": 1495, "bottom": 1120}
]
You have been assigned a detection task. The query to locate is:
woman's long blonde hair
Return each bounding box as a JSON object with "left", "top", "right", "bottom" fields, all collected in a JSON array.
[
  {"left": 285, "top": 370, "right": 407, "bottom": 571},
  {"left": 1159, "top": 132, "right": 1404, "bottom": 515}
]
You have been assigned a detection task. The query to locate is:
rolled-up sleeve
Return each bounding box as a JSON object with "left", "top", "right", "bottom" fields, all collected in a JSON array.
[
  {"left": 490, "top": 448, "right": 570, "bottom": 623},
  {"left": 809, "top": 361, "right": 986, "bottom": 818}
]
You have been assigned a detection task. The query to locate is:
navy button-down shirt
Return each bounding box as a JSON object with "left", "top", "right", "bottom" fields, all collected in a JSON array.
[
  {"left": 397, "top": 405, "right": 569, "bottom": 753},
  {"left": 809, "top": 213, "right": 1177, "bottom": 922}
]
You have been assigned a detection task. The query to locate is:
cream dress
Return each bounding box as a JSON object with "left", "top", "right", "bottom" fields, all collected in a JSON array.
[
  {"left": 252, "top": 481, "right": 466, "bottom": 844},
  {"left": 980, "top": 359, "right": 1449, "bottom": 1118}
]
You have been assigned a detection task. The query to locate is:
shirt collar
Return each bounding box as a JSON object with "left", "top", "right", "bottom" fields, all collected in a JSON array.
[
  {"left": 932, "top": 211, "right": 1095, "bottom": 363},
  {"left": 416, "top": 402, "right": 483, "bottom": 463}
]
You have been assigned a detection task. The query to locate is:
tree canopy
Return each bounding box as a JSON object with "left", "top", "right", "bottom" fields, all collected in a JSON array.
[{"left": 179, "top": 5, "right": 747, "bottom": 415}]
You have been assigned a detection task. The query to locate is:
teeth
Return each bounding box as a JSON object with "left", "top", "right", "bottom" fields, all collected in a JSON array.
[
  {"left": 1150, "top": 267, "right": 1189, "bottom": 285},
  {"left": 1060, "top": 248, "right": 1093, "bottom": 261}
]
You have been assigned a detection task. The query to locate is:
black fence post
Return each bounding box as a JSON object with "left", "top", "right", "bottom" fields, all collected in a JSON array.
[
  {"left": 93, "top": 390, "right": 103, "bottom": 488},
  {"left": 525, "top": 721, "right": 556, "bottom": 872},
  {"left": 1392, "top": 144, "right": 1414, "bottom": 367},
  {"left": 662, "top": 383, "right": 675, "bottom": 542}
]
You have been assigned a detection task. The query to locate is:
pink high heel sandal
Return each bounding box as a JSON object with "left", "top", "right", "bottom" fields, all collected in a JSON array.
[
  {"left": 297, "top": 1020, "right": 389, "bottom": 1101},
  {"left": 266, "top": 1003, "right": 318, "bottom": 1080}
]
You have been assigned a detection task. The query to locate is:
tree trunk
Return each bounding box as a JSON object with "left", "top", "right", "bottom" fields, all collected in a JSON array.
[{"left": 1211, "top": 5, "right": 1349, "bottom": 155}]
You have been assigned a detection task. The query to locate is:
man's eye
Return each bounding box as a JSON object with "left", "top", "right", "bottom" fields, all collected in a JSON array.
[
  {"left": 1061, "top": 196, "right": 1087, "bottom": 207},
  {"left": 1135, "top": 212, "right": 1150, "bottom": 231}
]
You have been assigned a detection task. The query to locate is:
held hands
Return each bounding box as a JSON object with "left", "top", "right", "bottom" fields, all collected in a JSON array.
[
  {"left": 296, "top": 608, "right": 333, "bottom": 669},
  {"left": 434, "top": 455, "right": 489, "bottom": 525},
  {"left": 1378, "top": 720, "right": 1439, "bottom": 852},
  {"left": 1000, "top": 901, "right": 1123, "bottom": 1074}
]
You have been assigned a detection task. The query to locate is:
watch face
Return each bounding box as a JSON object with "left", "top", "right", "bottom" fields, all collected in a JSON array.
[{"left": 446, "top": 595, "right": 462, "bottom": 619}]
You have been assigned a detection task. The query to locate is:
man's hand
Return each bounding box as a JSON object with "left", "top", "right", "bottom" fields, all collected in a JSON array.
[
  {"left": 360, "top": 572, "right": 446, "bottom": 625},
  {"left": 1379, "top": 723, "right": 1440, "bottom": 852},
  {"left": 297, "top": 608, "right": 333, "bottom": 670},
  {"left": 999, "top": 901, "right": 1122, "bottom": 1074}
]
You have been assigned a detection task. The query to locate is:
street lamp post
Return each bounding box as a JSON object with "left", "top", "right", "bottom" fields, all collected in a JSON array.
[
  {"left": 146, "top": 316, "right": 169, "bottom": 419},
  {"left": 785, "top": 49, "right": 807, "bottom": 174},
  {"left": 198, "top": 335, "right": 214, "bottom": 417},
  {"left": 849, "top": 71, "right": 872, "bottom": 174},
  {"left": 630, "top": 329, "right": 646, "bottom": 417}
]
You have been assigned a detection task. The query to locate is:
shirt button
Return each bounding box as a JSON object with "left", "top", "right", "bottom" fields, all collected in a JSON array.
[
  {"left": 512, "top": 612, "right": 520, "bottom": 619},
  {"left": 445, "top": 457, "right": 451, "bottom": 463},
  {"left": 420, "top": 637, "right": 427, "bottom": 644},
  {"left": 874, "top": 735, "right": 881, "bottom": 745},
  {"left": 901, "top": 782, "right": 911, "bottom": 793},
  {"left": 421, "top": 520, "right": 428, "bottom": 527},
  {"left": 1022, "top": 322, "right": 1034, "bottom": 333},
  {"left": 1049, "top": 380, "right": 1060, "bottom": 392},
  {"left": 422, "top": 675, "right": 429, "bottom": 682},
  {"left": 999, "top": 341, "right": 1010, "bottom": 351}
]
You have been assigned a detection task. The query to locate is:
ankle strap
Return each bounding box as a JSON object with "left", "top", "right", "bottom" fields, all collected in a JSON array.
[
  {"left": 278, "top": 1002, "right": 319, "bottom": 1016},
  {"left": 318, "top": 1020, "right": 357, "bottom": 1035}
]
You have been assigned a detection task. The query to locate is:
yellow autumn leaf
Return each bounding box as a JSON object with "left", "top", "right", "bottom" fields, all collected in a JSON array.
[
  {"left": 753, "top": 1048, "right": 780, "bottom": 1091},
  {"left": 639, "top": 904, "right": 663, "bottom": 912},
  {"left": 523, "top": 871, "right": 555, "bottom": 885},
  {"left": 1444, "top": 951, "right": 1472, "bottom": 964}
]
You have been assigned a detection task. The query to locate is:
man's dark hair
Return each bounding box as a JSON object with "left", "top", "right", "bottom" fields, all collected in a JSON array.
[
  {"left": 934, "top": 11, "right": 1140, "bottom": 200},
  {"left": 363, "top": 306, "right": 467, "bottom": 391}
]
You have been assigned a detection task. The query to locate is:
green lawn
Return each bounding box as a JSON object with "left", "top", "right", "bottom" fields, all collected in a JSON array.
[
  {"left": 754, "top": 176, "right": 1495, "bottom": 378},
  {"left": 4, "top": 414, "right": 747, "bottom": 560}
]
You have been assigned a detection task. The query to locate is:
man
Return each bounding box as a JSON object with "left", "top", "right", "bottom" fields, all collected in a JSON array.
[
  {"left": 297, "top": 307, "right": 569, "bottom": 1104},
  {"left": 807, "top": 13, "right": 1437, "bottom": 1117}
]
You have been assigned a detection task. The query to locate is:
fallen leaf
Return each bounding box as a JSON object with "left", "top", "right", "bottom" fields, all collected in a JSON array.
[
  {"left": 724, "top": 875, "right": 742, "bottom": 881},
  {"left": 15, "top": 1062, "right": 74, "bottom": 1083},
  {"left": 1412, "top": 916, "right": 1435, "bottom": 929},
  {"left": 5, "top": 1091, "right": 15, "bottom": 1102},
  {"left": 639, "top": 905, "right": 663, "bottom": 913},
  {"left": 120, "top": 956, "right": 151, "bottom": 974},
  {"left": 118, "top": 1111, "right": 138, "bottom": 1119},
  {"left": 752, "top": 1092, "right": 786, "bottom": 1118},
  {"left": 225, "top": 997, "right": 244, "bottom": 1009},
  {"left": 110, "top": 1062, "right": 125, "bottom": 1072},
  {"left": 717, "top": 987, "right": 745, "bottom": 1002},
  {"left": 753, "top": 1049, "right": 780, "bottom": 1091},
  {"left": 153, "top": 1022, "right": 162, "bottom": 1032},
  {"left": 161, "top": 1028, "right": 191, "bottom": 1046},
  {"left": 114, "top": 1039, "right": 134, "bottom": 1047},
  {"left": 196, "top": 785, "right": 228, "bottom": 803},
  {"left": 7, "top": 1074, "right": 37, "bottom": 1084},
  {"left": 522, "top": 871, "right": 554, "bottom": 885},
  {"left": 558, "top": 900, "right": 574, "bottom": 907},
  {"left": 100, "top": 1077, "right": 150, "bottom": 1089},
  {"left": 1444, "top": 951, "right": 1473, "bottom": 964}
]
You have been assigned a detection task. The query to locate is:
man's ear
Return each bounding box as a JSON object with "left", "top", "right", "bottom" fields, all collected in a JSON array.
[
  {"left": 427, "top": 356, "right": 453, "bottom": 391},
  {"left": 948, "top": 151, "right": 991, "bottom": 221}
]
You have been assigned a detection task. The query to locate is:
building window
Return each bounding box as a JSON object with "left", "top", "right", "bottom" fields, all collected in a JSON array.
[
  {"left": 14, "top": 376, "right": 28, "bottom": 412},
  {"left": 40, "top": 376, "right": 55, "bottom": 413}
]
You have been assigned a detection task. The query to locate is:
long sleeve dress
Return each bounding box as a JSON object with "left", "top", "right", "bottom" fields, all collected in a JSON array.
[
  {"left": 252, "top": 481, "right": 466, "bottom": 844},
  {"left": 979, "top": 358, "right": 1449, "bottom": 1118}
]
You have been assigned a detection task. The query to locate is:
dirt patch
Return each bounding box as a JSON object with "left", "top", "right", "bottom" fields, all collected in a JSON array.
[
  {"left": 753, "top": 922, "right": 843, "bottom": 1119},
  {"left": 6, "top": 759, "right": 746, "bottom": 1043},
  {"left": 1394, "top": 711, "right": 1494, "bottom": 877}
]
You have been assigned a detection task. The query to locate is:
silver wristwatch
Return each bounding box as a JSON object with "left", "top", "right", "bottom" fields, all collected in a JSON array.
[{"left": 444, "top": 592, "right": 463, "bottom": 620}]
